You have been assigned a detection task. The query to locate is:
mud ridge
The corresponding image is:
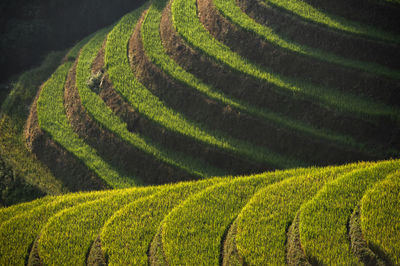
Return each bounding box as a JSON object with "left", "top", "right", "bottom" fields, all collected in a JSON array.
[
  {"left": 86, "top": 236, "right": 107, "bottom": 266},
  {"left": 221, "top": 221, "right": 244, "bottom": 266},
  {"left": 349, "top": 207, "right": 386, "bottom": 265},
  {"left": 148, "top": 227, "right": 169, "bottom": 266},
  {"left": 286, "top": 212, "right": 310, "bottom": 266},
  {"left": 27, "top": 237, "right": 43, "bottom": 266}
]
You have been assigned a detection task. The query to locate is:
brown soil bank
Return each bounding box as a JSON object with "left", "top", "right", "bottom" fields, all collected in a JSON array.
[
  {"left": 199, "top": 0, "right": 399, "bottom": 107},
  {"left": 161, "top": 1, "right": 399, "bottom": 152},
  {"left": 236, "top": 0, "right": 400, "bottom": 70},
  {"left": 25, "top": 83, "right": 109, "bottom": 191}
]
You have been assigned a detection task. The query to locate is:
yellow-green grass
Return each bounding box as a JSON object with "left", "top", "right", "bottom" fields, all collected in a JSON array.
[
  {"left": 100, "top": 177, "right": 226, "bottom": 265},
  {"left": 0, "top": 51, "right": 68, "bottom": 198},
  {"left": 171, "top": 0, "right": 399, "bottom": 121},
  {"left": 77, "top": 9, "right": 227, "bottom": 180},
  {"left": 105, "top": 6, "right": 302, "bottom": 170},
  {"left": 0, "top": 190, "right": 108, "bottom": 265},
  {"left": 262, "top": 0, "right": 400, "bottom": 44},
  {"left": 215, "top": 0, "right": 400, "bottom": 79},
  {"left": 161, "top": 167, "right": 313, "bottom": 265},
  {"left": 360, "top": 170, "right": 400, "bottom": 264},
  {"left": 140, "top": 0, "right": 371, "bottom": 156},
  {"left": 36, "top": 45, "right": 136, "bottom": 188},
  {"left": 233, "top": 162, "right": 369, "bottom": 265},
  {"left": 0, "top": 195, "right": 55, "bottom": 226},
  {"left": 299, "top": 159, "right": 400, "bottom": 264},
  {"left": 38, "top": 186, "right": 156, "bottom": 265}
]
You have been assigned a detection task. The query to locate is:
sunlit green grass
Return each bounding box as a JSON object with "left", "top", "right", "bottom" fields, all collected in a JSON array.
[
  {"left": 215, "top": 0, "right": 400, "bottom": 79},
  {"left": 77, "top": 9, "right": 227, "bottom": 180},
  {"left": 100, "top": 178, "right": 225, "bottom": 265},
  {"left": 360, "top": 170, "right": 400, "bottom": 265},
  {"left": 38, "top": 187, "right": 156, "bottom": 265},
  {"left": 161, "top": 167, "right": 311, "bottom": 265},
  {"left": 234, "top": 162, "right": 368, "bottom": 265},
  {"left": 36, "top": 51, "right": 136, "bottom": 188},
  {"left": 0, "top": 160, "right": 399, "bottom": 264},
  {"left": 105, "top": 4, "right": 303, "bottom": 169},
  {"left": 0, "top": 190, "right": 108, "bottom": 265},
  {"left": 299, "top": 159, "right": 400, "bottom": 264},
  {"left": 0, "top": 195, "right": 55, "bottom": 226},
  {"left": 171, "top": 0, "right": 400, "bottom": 120}
]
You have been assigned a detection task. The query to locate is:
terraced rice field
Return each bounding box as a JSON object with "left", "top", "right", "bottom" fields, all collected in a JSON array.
[
  {"left": 0, "top": 160, "right": 399, "bottom": 264},
  {"left": 1, "top": 0, "right": 399, "bottom": 263},
  {"left": 19, "top": 0, "right": 399, "bottom": 188}
]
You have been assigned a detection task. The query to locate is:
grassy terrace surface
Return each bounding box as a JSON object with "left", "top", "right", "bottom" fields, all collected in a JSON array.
[
  {"left": 215, "top": 0, "right": 400, "bottom": 79},
  {"left": 77, "top": 9, "right": 227, "bottom": 180},
  {"left": 0, "top": 160, "right": 399, "bottom": 264},
  {"left": 233, "top": 163, "right": 367, "bottom": 265},
  {"left": 100, "top": 178, "right": 225, "bottom": 265},
  {"left": 0, "top": 195, "right": 54, "bottom": 226},
  {"left": 36, "top": 41, "right": 136, "bottom": 189},
  {"left": 105, "top": 6, "right": 301, "bottom": 169},
  {"left": 299, "top": 159, "right": 400, "bottom": 264},
  {"left": 141, "top": 0, "right": 370, "bottom": 154},
  {"left": 360, "top": 171, "right": 400, "bottom": 265},
  {"left": 262, "top": 0, "right": 400, "bottom": 44},
  {"left": 161, "top": 167, "right": 311, "bottom": 265},
  {"left": 0, "top": 190, "right": 108, "bottom": 265},
  {"left": 38, "top": 186, "right": 155, "bottom": 265}
]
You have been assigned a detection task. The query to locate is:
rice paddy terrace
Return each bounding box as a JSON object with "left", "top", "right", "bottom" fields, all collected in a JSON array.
[
  {"left": 0, "top": 160, "right": 399, "bottom": 265},
  {"left": 1, "top": 0, "right": 400, "bottom": 264}
]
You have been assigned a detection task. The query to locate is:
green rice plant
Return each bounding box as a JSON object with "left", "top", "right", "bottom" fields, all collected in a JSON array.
[
  {"left": 214, "top": 0, "right": 400, "bottom": 79},
  {"left": 105, "top": 5, "right": 303, "bottom": 169},
  {"left": 0, "top": 190, "right": 109, "bottom": 265},
  {"left": 76, "top": 12, "right": 228, "bottom": 180},
  {"left": 38, "top": 186, "right": 156, "bottom": 265},
  {"left": 262, "top": 0, "right": 400, "bottom": 44},
  {"left": 360, "top": 171, "right": 400, "bottom": 264},
  {"left": 0, "top": 195, "right": 55, "bottom": 226},
  {"left": 171, "top": 0, "right": 399, "bottom": 120},
  {"left": 233, "top": 162, "right": 369, "bottom": 265},
  {"left": 36, "top": 58, "right": 136, "bottom": 188},
  {"left": 100, "top": 177, "right": 226, "bottom": 265},
  {"left": 140, "top": 0, "right": 370, "bottom": 155},
  {"left": 161, "top": 167, "right": 313, "bottom": 265},
  {"left": 299, "top": 159, "right": 400, "bottom": 264}
]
